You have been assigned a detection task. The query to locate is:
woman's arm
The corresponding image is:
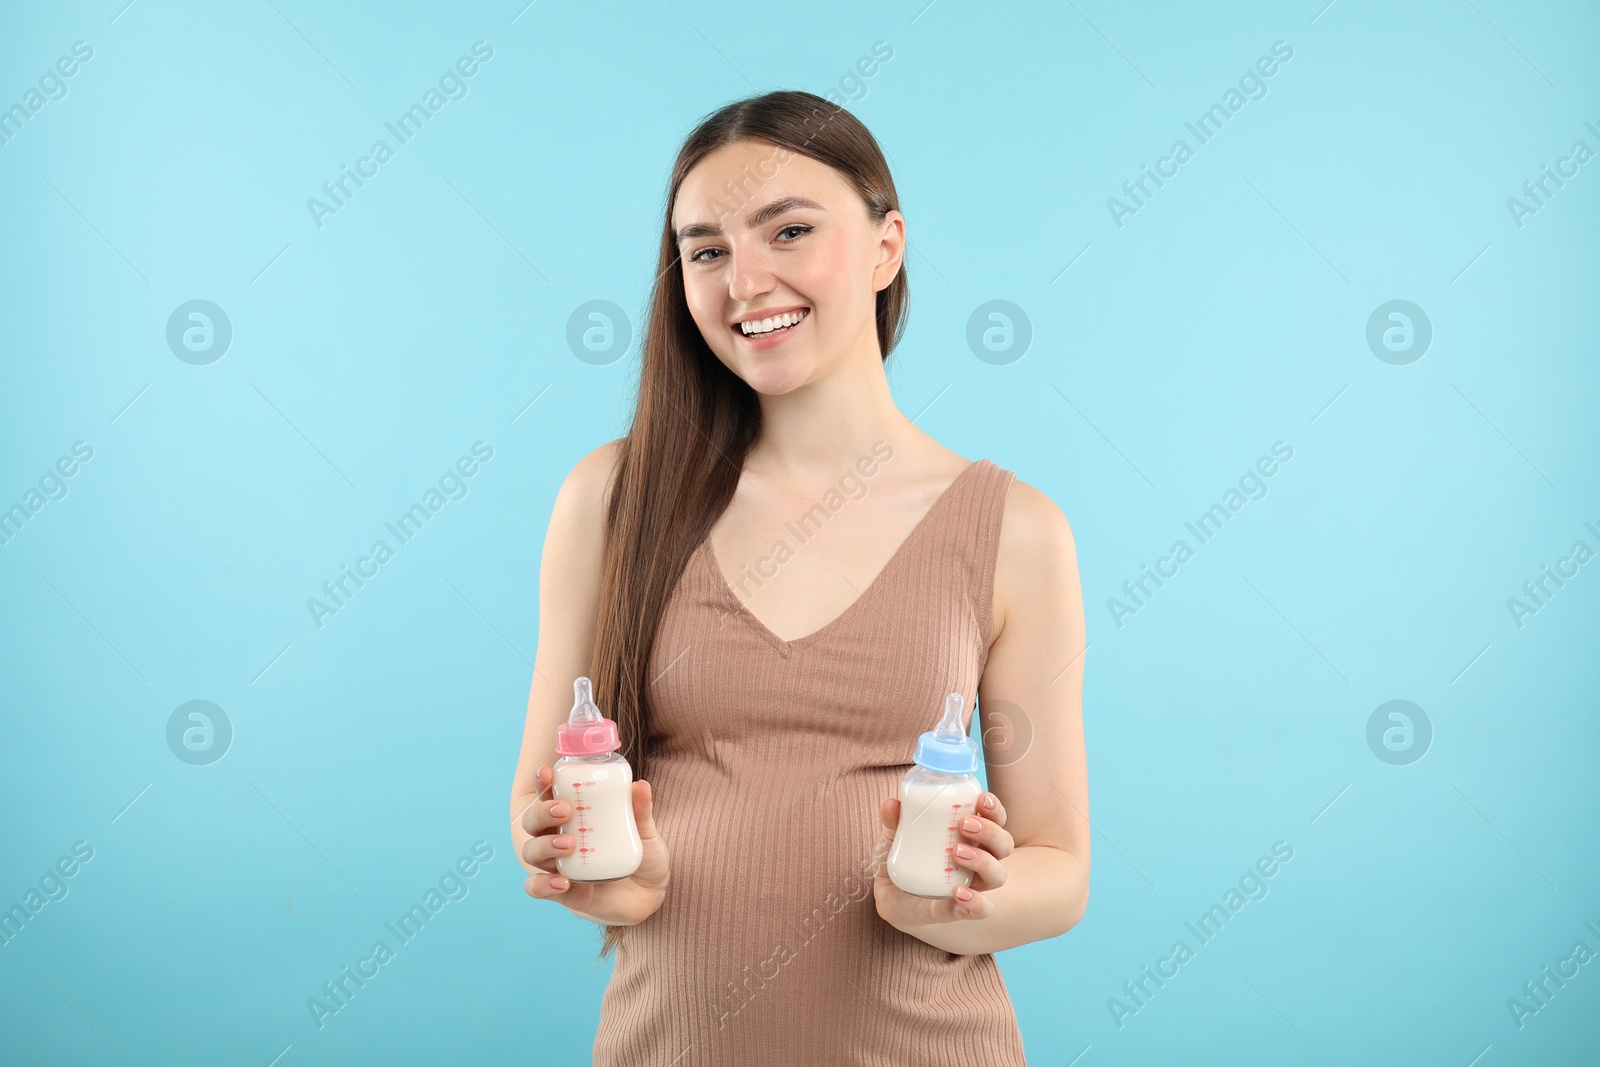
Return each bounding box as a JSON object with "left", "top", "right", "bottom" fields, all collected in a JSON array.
[
  {"left": 891, "top": 476, "right": 1090, "bottom": 955},
  {"left": 507, "top": 439, "right": 624, "bottom": 873}
]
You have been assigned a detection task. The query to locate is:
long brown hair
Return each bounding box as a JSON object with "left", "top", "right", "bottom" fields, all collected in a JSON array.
[{"left": 589, "top": 90, "right": 909, "bottom": 959}]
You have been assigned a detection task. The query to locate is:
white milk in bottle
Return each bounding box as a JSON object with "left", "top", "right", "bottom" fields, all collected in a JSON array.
[
  {"left": 887, "top": 692, "right": 984, "bottom": 898},
  {"left": 551, "top": 677, "right": 643, "bottom": 883}
]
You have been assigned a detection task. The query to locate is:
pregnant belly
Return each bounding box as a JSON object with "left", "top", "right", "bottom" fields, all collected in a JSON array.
[{"left": 638, "top": 756, "right": 898, "bottom": 949}]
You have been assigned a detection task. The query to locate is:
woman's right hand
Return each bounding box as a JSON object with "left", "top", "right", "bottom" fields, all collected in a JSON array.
[{"left": 519, "top": 765, "right": 669, "bottom": 926}]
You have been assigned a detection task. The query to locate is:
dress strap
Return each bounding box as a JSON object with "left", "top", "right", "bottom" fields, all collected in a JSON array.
[{"left": 975, "top": 461, "right": 1016, "bottom": 652}]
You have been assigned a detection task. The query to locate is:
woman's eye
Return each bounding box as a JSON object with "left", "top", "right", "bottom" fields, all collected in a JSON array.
[{"left": 687, "top": 225, "right": 808, "bottom": 263}]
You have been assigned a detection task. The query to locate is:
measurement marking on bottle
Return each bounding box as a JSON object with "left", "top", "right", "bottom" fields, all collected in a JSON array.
[
  {"left": 573, "top": 781, "right": 596, "bottom": 865},
  {"left": 943, "top": 802, "right": 964, "bottom": 882}
]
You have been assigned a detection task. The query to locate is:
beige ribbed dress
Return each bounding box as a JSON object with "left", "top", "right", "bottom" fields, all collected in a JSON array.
[{"left": 592, "top": 458, "right": 1027, "bottom": 1066}]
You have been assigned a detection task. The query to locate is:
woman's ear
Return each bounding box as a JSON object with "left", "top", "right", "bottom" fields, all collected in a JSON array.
[{"left": 871, "top": 209, "right": 906, "bottom": 291}]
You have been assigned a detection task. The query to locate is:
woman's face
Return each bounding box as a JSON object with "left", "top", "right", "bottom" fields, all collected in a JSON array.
[{"left": 672, "top": 139, "right": 903, "bottom": 395}]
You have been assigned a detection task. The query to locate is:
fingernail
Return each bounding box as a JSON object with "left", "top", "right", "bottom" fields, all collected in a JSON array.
[
  {"left": 955, "top": 844, "right": 976, "bottom": 859},
  {"left": 982, "top": 794, "right": 996, "bottom": 808},
  {"left": 552, "top": 804, "right": 569, "bottom": 818},
  {"left": 555, "top": 836, "right": 572, "bottom": 849},
  {"left": 963, "top": 817, "right": 982, "bottom": 832},
  {"left": 955, "top": 886, "right": 972, "bottom": 901},
  {"left": 552, "top": 877, "right": 568, "bottom": 890}
]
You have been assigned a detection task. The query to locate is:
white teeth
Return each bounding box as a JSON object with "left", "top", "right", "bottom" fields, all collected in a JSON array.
[{"left": 740, "top": 309, "right": 808, "bottom": 336}]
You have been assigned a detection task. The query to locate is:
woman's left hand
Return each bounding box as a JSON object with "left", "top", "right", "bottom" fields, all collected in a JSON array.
[{"left": 872, "top": 791, "right": 1014, "bottom": 928}]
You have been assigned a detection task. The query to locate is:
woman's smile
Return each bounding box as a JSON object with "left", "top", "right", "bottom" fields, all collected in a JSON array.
[{"left": 733, "top": 307, "right": 811, "bottom": 351}]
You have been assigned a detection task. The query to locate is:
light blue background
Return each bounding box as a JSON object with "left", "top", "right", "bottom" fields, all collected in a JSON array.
[{"left": 2, "top": 1, "right": 1597, "bottom": 1064}]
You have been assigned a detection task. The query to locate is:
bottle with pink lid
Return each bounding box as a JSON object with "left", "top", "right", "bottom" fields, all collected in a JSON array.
[{"left": 551, "top": 677, "right": 643, "bottom": 883}]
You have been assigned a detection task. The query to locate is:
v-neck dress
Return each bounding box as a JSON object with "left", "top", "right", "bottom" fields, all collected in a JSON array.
[{"left": 591, "top": 457, "right": 1027, "bottom": 1066}]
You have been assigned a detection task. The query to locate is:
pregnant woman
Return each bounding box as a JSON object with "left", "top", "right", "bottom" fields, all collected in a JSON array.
[{"left": 508, "top": 89, "right": 1089, "bottom": 1065}]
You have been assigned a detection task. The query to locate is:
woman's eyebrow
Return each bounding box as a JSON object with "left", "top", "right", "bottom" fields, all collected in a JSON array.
[{"left": 674, "top": 195, "right": 825, "bottom": 243}]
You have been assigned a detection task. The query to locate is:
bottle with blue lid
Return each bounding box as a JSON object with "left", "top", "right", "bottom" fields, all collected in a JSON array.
[{"left": 887, "top": 692, "right": 984, "bottom": 898}]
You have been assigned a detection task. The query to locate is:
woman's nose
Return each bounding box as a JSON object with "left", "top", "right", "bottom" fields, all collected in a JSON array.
[{"left": 726, "top": 247, "right": 777, "bottom": 302}]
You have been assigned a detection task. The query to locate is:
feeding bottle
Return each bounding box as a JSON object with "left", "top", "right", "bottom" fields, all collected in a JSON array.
[
  {"left": 887, "top": 692, "right": 984, "bottom": 898},
  {"left": 551, "top": 677, "right": 643, "bottom": 883}
]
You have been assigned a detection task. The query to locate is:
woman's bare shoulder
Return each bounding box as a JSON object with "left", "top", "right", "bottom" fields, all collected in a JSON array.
[
  {"left": 543, "top": 438, "right": 626, "bottom": 572},
  {"left": 561, "top": 438, "right": 626, "bottom": 512},
  {"left": 991, "top": 473, "right": 1080, "bottom": 642}
]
